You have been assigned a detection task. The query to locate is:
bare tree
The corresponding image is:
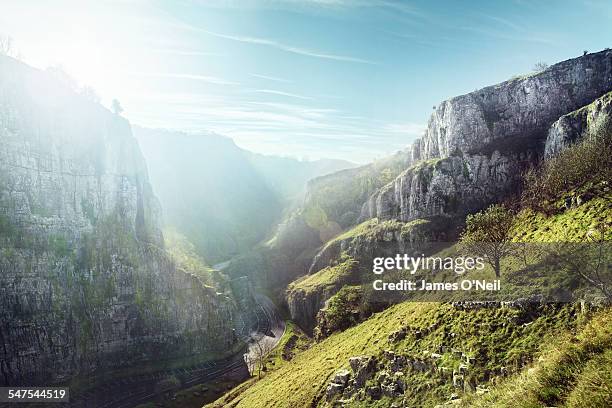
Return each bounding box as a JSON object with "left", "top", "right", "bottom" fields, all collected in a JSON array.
[
  {"left": 250, "top": 335, "right": 275, "bottom": 379},
  {"left": 533, "top": 62, "right": 549, "bottom": 72},
  {"left": 548, "top": 224, "right": 611, "bottom": 300},
  {"left": 460, "top": 204, "right": 515, "bottom": 278}
]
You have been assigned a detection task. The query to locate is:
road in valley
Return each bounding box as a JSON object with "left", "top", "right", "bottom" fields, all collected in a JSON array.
[{"left": 67, "top": 292, "right": 284, "bottom": 408}]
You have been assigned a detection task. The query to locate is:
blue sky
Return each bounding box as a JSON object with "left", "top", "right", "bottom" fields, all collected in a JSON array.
[{"left": 1, "top": 0, "right": 611, "bottom": 162}]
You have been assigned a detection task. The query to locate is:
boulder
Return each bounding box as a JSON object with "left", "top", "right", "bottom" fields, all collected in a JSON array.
[
  {"left": 333, "top": 369, "right": 351, "bottom": 386},
  {"left": 366, "top": 385, "right": 382, "bottom": 400},
  {"left": 326, "top": 383, "right": 345, "bottom": 400}
]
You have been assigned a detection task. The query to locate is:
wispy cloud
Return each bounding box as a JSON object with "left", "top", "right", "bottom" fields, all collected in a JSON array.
[
  {"left": 250, "top": 89, "right": 313, "bottom": 100},
  {"left": 249, "top": 73, "right": 293, "bottom": 83},
  {"left": 479, "top": 14, "right": 526, "bottom": 32},
  {"left": 151, "top": 48, "right": 224, "bottom": 57},
  {"left": 133, "top": 72, "right": 240, "bottom": 85},
  {"left": 202, "top": 30, "right": 377, "bottom": 64}
]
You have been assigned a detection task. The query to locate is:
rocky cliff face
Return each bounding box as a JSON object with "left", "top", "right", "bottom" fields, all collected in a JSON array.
[
  {"left": 363, "top": 49, "right": 612, "bottom": 222},
  {"left": 286, "top": 217, "right": 455, "bottom": 331},
  {"left": 545, "top": 91, "right": 612, "bottom": 158},
  {"left": 0, "top": 56, "right": 237, "bottom": 386},
  {"left": 286, "top": 50, "right": 612, "bottom": 335},
  {"left": 286, "top": 284, "right": 344, "bottom": 334}
]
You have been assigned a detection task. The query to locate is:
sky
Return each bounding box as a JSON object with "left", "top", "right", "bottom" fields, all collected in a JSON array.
[{"left": 1, "top": 0, "right": 611, "bottom": 163}]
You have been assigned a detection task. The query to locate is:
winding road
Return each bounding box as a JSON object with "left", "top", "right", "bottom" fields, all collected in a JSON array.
[{"left": 67, "top": 291, "right": 284, "bottom": 408}]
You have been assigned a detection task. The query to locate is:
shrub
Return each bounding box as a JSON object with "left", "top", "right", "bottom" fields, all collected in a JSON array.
[{"left": 521, "top": 116, "right": 612, "bottom": 213}]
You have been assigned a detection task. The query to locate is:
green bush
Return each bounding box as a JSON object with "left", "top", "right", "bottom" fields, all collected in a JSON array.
[{"left": 315, "top": 286, "right": 362, "bottom": 339}]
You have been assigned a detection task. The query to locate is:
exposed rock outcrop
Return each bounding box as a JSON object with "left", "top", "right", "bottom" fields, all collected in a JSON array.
[
  {"left": 362, "top": 49, "right": 612, "bottom": 222},
  {"left": 286, "top": 258, "right": 359, "bottom": 333},
  {"left": 288, "top": 218, "right": 454, "bottom": 332},
  {"left": 414, "top": 50, "right": 612, "bottom": 161},
  {"left": 545, "top": 91, "right": 612, "bottom": 158},
  {"left": 360, "top": 152, "right": 534, "bottom": 222},
  {"left": 0, "top": 56, "right": 238, "bottom": 385}
]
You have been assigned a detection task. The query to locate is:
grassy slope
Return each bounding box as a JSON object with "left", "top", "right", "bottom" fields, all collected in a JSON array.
[
  {"left": 463, "top": 309, "right": 611, "bottom": 408},
  {"left": 209, "top": 301, "right": 608, "bottom": 408},
  {"left": 209, "top": 182, "right": 612, "bottom": 407},
  {"left": 164, "top": 227, "right": 216, "bottom": 286},
  {"left": 287, "top": 257, "right": 358, "bottom": 295},
  {"left": 208, "top": 303, "right": 435, "bottom": 408},
  {"left": 513, "top": 196, "right": 611, "bottom": 242}
]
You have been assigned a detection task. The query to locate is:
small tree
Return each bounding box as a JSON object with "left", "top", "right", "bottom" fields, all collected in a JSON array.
[
  {"left": 251, "top": 335, "right": 275, "bottom": 378},
  {"left": 112, "top": 99, "right": 124, "bottom": 115},
  {"left": 548, "top": 223, "right": 611, "bottom": 300},
  {"left": 460, "top": 204, "right": 515, "bottom": 278},
  {"left": 79, "top": 86, "right": 100, "bottom": 103},
  {"left": 0, "top": 35, "right": 14, "bottom": 57},
  {"left": 533, "top": 62, "right": 548, "bottom": 72}
]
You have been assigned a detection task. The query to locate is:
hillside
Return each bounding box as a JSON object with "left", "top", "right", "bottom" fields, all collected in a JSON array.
[
  {"left": 134, "top": 127, "right": 355, "bottom": 264},
  {"left": 211, "top": 172, "right": 611, "bottom": 407},
  {"left": 210, "top": 50, "right": 612, "bottom": 408},
  {"left": 276, "top": 50, "right": 612, "bottom": 324}
]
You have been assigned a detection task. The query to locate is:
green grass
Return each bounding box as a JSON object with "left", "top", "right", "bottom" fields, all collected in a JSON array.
[
  {"left": 211, "top": 149, "right": 612, "bottom": 407},
  {"left": 462, "top": 309, "right": 612, "bottom": 408},
  {"left": 208, "top": 303, "right": 435, "bottom": 408},
  {"left": 512, "top": 196, "right": 612, "bottom": 242},
  {"left": 287, "top": 257, "right": 358, "bottom": 296},
  {"left": 326, "top": 218, "right": 384, "bottom": 245},
  {"left": 268, "top": 321, "right": 312, "bottom": 370},
  {"left": 208, "top": 302, "right": 610, "bottom": 408},
  {"left": 164, "top": 227, "right": 218, "bottom": 287}
]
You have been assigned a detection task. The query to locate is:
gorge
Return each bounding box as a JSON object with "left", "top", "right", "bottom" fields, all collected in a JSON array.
[{"left": 0, "top": 45, "right": 611, "bottom": 408}]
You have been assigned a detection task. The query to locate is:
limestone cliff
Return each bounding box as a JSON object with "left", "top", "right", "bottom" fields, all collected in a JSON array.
[
  {"left": 286, "top": 217, "right": 454, "bottom": 331},
  {"left": 287, "top": 49, "right": 612, "bottom": 335},
  {"left": 362, "top": 49, "right": 612, "bottom": 222},
  {"left": 0, "top": 56, "right": 237, "bottom": 386},
  {"left": 545, "top": 91, "right": 612, "bottom": 158}
]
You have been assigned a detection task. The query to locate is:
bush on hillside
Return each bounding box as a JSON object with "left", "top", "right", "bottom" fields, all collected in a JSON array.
[
  {"left": 521, "top": 116, "right": 612, "bottom": 213},
  {"left": 460, "top": 204, "right": 516, "bottom": 278}
]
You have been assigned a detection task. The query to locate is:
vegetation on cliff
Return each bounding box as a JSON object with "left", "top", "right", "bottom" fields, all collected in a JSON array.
[{"left": 210, "top": 65, "right": 612, "bottom": 407}]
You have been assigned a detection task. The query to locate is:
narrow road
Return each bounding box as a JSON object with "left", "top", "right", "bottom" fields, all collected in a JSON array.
[
  {"left": 68, "top": 292, "right": 283, "bottom": 408},
  {"left": 243, "top": 294, "right": 286, "bottom": 374}
]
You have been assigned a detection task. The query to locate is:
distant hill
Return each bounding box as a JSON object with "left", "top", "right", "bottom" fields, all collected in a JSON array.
[
  {"left": 133, "top": 127, "right": 356, "bottom": 263},
  {"left": 243, "top": 151, "right": 356, "bottom": 203}
]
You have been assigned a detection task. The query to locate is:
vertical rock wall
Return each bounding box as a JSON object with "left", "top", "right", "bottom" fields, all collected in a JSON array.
[
  {"left": 0, "top": 56, "right": 237, "bottom": 386},
  {"left": 362, "top": 50, "right": 612, "bottom": 222}
]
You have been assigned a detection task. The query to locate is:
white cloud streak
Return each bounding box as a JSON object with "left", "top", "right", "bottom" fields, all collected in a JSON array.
[
  {"left": 250, "top": 89, "right": 313, "bottom": 100},
  {"left": 202, "top": 30, "right": 377, "bottom": 64},
  {"left": 249, "top": 73, "right": 293, "bottom": 83},
  {"left": 132, "top": 72, "right": 240, "bottom": 85}
]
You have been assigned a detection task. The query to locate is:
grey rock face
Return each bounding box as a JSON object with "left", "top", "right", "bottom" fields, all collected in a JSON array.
[
  {"left": 545, "top": 91, "right": 612, "bottom": 158},
  {"left": 285, "top": 271, "right": 353, "bottom": 334},
  {"left": 419, "top": 50, "right": 612, "bottom": 160},
  {"left": 363, "top": 49, "right": 612, "bottom": 222},
  {"left": 0, "top": 56, "right": 237, "bottom": 385},
  {"left": 363, "top": 152, "right": 534, "bottom": 222}
]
